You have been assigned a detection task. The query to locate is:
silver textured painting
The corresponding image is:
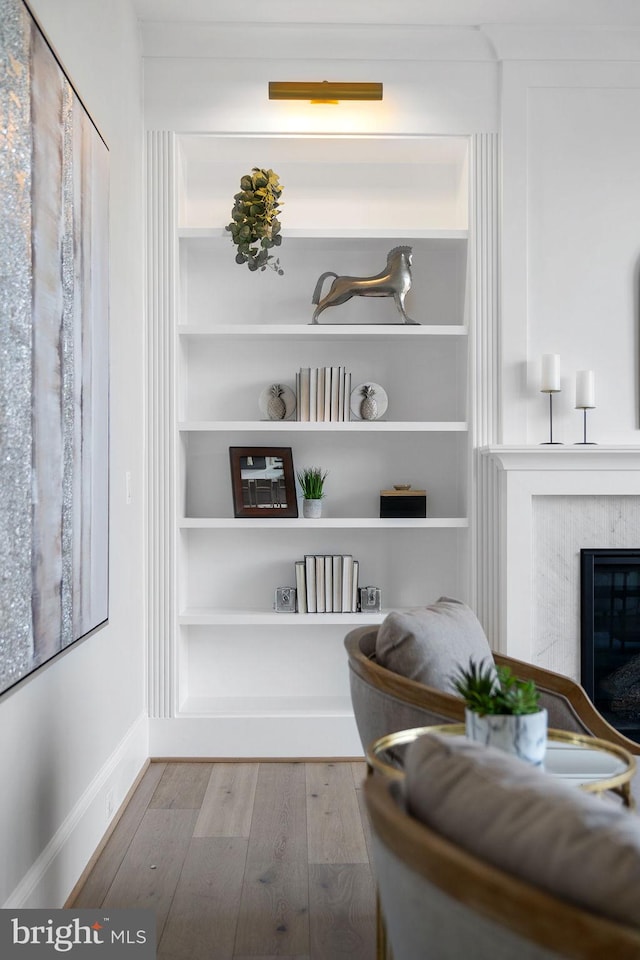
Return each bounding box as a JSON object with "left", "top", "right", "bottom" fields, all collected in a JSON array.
[{"left": 0, "top": 0, "right": 109, "bottom": 695}]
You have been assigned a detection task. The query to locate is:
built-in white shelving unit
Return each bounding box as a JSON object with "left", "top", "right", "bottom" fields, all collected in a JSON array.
[{"left": 149, "top": 131, "right": 474, "bottom": 756}]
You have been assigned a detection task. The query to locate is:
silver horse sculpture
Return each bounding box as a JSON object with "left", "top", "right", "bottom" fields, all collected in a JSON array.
[{"left": 311, "top": 245, "right": 417, "bottom": 324}]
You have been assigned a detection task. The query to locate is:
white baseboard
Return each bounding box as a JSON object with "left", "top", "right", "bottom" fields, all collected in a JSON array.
[
  {"left": 149, "top": 715, "right": 363, "bottom": 758},
  {"left": 4, "top": 713, "right": 149, "bottom": 909}
]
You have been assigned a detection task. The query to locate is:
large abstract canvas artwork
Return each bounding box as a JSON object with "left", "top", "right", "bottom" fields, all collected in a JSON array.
[{"left": 0, "top": 0, "right": 109, "bottom": 696}]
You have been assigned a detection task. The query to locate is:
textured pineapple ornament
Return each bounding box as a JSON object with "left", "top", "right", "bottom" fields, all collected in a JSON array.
[
  {"left": 360, "top": 384, "right": 378, "bottom": 421},
  {"left": 267, "top": 384, "right": 287, "bottom": 420}
]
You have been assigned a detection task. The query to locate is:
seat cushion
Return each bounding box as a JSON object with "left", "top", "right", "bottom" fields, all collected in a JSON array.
[
  {"left": 375, "top": 597, "right": 494, "bottom": 694},
  {"left": 405, "top": 732, "right": 640, "bottom": 929}
]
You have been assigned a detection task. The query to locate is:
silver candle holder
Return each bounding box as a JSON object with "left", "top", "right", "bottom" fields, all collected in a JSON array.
[
  {"left": 540, "top": 354, "right": 562, "bottom": 445},
  {"left": 575, "top": 370, "right": 596, "bottom": 445}
]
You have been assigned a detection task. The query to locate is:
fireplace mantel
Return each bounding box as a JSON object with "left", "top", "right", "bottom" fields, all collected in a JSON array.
[
  {"left": 485, "top": 445, "right": 640, "bottom": 472},
  {"left": 477, "top": 446, "right": 640, "bottom": 672}
]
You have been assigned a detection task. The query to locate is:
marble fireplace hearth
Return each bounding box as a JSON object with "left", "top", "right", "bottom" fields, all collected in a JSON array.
[{"left": 479, "top": 447, "right": 640, "bottom": 682}]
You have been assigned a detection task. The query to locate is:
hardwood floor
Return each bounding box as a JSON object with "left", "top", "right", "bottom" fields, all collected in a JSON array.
[{"left": 70, "top": 761, "right": 376, "bottom": 960}]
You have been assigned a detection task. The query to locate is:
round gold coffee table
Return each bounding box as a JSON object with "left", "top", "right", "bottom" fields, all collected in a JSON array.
[{"left": 367, "top": 724, "right": 636, "bottom": 808}]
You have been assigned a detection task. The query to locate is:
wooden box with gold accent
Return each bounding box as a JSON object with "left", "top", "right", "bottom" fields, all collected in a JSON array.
[{"left": 380, "top": 489, "right": 427, "bottom": 519}]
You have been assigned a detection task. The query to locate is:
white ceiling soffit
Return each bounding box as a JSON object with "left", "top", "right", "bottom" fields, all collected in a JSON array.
[
  {"left": 131, "top": 0, "right": 640, "bottom": 27},
  {"left": 134, "top": 1, "right": 640, "bottom": 62},
  {"left": 139, "top": 22, "right": 495, "bottom": 61},
  {"left": 484, "top": 24, "right": 640, "bottom": 60}
]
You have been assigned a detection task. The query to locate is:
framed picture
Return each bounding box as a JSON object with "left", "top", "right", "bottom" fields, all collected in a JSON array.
[
  {"left": 0, "top": 0, "right": 109, "bottom": 697},
  {"left": 229, "top": 447, "right": 298, "bottom": 518}
]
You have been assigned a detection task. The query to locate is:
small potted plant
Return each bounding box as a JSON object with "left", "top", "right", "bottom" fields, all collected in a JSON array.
[
  {"left": 225, "top": 167, "right": 284, "bottom": 274},
  {"left": 453, "top": 658, "right": 548, "bottom": 765},
  {"left": 296, "top": 467, "right": 328, "bottom": 519}
]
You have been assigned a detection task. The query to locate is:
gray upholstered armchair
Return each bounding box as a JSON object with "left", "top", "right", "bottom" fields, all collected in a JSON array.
[
  {"left": 345, "top": 621, "right": 640, "bottom": 759},
  {"left": 364, "top": 740, "right": 640, "bottom": 960}
]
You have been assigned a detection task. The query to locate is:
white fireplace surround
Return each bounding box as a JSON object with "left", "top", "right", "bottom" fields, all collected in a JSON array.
[{"left": 481, "top": 447, "right": 640, "bottom": 682}]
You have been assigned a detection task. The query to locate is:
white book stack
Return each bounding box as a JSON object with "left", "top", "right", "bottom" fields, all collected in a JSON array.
[
  {"left": 296, "top": 366, "right": 351, "bottom": 422},
  {"left": 293, "top": 554, "right": 360, "bottom": 613}
]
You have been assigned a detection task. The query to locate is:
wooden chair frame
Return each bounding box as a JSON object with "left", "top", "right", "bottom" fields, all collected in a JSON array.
[
  {"left": 364, "top": 774, "right": 640, "bottom": 959},
  {"left": 345, "top": 625, "right": 640, "bottom": 755}
]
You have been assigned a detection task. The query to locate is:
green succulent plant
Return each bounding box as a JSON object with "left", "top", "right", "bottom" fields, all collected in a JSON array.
[
  {"left": 453, "top": 658, "right": 541, "bottom": 716},
  {"left": 225, "top": 167, "right": 284, "bottom": 274},
  {"left": 296, "top": 467, "right": 328, "bottom": 500}
]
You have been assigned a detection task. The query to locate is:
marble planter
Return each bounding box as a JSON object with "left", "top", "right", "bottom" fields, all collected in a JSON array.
[
  {"left": 302, "top": 498, "right": 323, "bottom": 519},
  {"left": 465, "top": 707, "right": 548, "bottom": 766}
]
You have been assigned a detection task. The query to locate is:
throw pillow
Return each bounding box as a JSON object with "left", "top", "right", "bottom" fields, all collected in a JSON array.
[
  {"left": 405, "top": 732, "right": 640, "bottom": 929},
  {"left": 375, "top": 597, "right": 494, "bottom": 694}
]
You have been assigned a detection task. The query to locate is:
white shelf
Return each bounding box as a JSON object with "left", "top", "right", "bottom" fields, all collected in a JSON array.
[
  {"left": 179, "top": 608, "right": 388, "bottom": 626},
  {"left": 178, "top": 695, "right": 354, "bottom": 719},
  {"left": 178, "top": 323, "right": 467, "bottom": 339},
  {"left": 178, "top": 517, "right": 469, "bottom": 529},
  {"left": 179, "top": 420, "right": 469, "bottom": 433},
  {"left": 178, "top": 226, "right": 468, "bottom": 240}
]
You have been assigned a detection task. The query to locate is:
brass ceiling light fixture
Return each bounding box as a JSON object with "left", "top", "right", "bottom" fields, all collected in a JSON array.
[{"left": 268, "top": 81, "right": 383, "bottom": 104}]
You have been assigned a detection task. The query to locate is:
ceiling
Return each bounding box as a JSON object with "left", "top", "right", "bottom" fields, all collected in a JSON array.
[{"left": 131, "top": 0, "right": 640, "bottom": 27}]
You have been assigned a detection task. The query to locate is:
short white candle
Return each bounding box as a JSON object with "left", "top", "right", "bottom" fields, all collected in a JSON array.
[
  {"left": 575, "top": 370, "right": 595, "bottom": 409},
  {"left": 541, "top": 354, "right": 561, "bottom": 392}
]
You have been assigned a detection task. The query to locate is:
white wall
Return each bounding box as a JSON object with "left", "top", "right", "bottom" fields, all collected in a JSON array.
[
  {"left": 501, "top": 60, "right": 640, "bottom": 445},
  {"left": 0, "top": 0, "right": 147, "bottom": 907},
  {"left": 143, "top": 56, "right": 498, "bottom": 135}
]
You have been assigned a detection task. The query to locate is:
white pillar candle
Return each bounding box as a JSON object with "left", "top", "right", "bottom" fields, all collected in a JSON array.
[
  {"left": 575, "top": 370, "right": 595, "bottom": 409},
  {"left": 541, "top": 354, "right": 561, "bottom": 392}
]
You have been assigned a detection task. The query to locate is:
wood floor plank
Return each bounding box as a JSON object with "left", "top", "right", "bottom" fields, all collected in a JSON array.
[
  {"left": 102, "top": 808, "right": 198, "bottom": 940},
  {"left": 355, "top": 784, "right": 375, "bottom": 867},
  {"left": 234, "top": 763, "right": 310, "bottom": 957},
  {"left": 157, "top": 837, "right": 247, "bottom": 960},
  {"left": 308, "top": 863, "right": 376, "bottom": 960},
  {"left": 350, "top": 761, "right": 367, "bottom": 790},
  {"left": 306, "top": 763, "right": 369, "bottom": 865},
  {"left": 194, "top": 763, "right": 258, "bottom": 838},
  {"left": 234, "top": 859, "right": 310, "bottom": 957},
  {"left": 149, "top": 762, "right": 213, "bottom": 809},
  {"left": 72, "top": 762, "right": 167, "bottom": 907},
  {"left": 245, "top": 762, "right": 308, "bottom": 862}
]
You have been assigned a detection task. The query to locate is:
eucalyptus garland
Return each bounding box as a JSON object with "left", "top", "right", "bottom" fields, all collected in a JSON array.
[{"left": 225, "top": 167, "right": 284, "bottom": 274}]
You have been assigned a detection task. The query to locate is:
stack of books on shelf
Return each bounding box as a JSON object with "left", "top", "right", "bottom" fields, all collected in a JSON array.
[
  {"left": 295, "top": 554, "right": 359, "bottom": 614},
  {"left": 296, "top": 366, "right": 351, "bottom": 422}
]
